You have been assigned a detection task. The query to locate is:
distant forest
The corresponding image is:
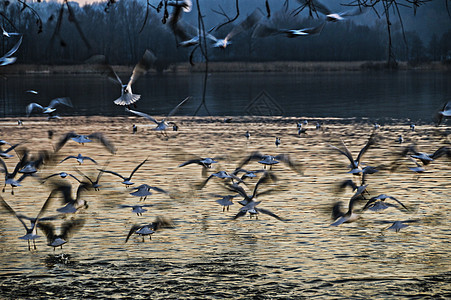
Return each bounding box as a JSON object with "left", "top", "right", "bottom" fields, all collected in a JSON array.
[{"left": 1, "top": 0, "right": 451, "bottom": 66}]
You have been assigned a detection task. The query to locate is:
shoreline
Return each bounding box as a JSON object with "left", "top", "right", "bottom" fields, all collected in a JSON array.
[{"left": 1, "top": 61, "right": 449, "bottom": 75}]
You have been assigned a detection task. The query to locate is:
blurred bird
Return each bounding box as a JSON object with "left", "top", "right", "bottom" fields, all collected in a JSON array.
[
  {"left": 0, "top": 143, "right": 19, "bottom": 159},
  {"left": 212, "top": 9, "right": 264, "bottom": 48},
  {"left": 330, "top": 197, "right": 360, "bottom": 226},
  {"left": 238, "top": 151, "right": 303, "bottom": 174},
  {"left": 26, "top": 97, "right": 73, "bottom": 117},
  {"left": 125, "top": 216, "right": 174, "bottom": 243},
  {"left": 329, "top": 133, "right": 376, "bottom": 174},
  {"left": 53, "top": 182, "right": 90, "bottom": 214},
  {"left": 59, "top": 154, "right": 97, "bottom": 165},
  {"left": 0, "top": 157, "right": 29, "bottom": 194},
  {"left": 55, "top": 131, "right": 116, "bottom": 154},
  {"left": 295, "top": 0, "right": 368, "bottom": 22},
  {"left": 1, "top": 24, "right": 20, "bottom": 38},
  {"left": 377, "top": 219, "right": 419, "bottom": 232},
  {"left": 100, "top": 158, "right": 147, "bottom": 187},
  {"left": 86, "top": 49, "right": 157, "bottom": 107},
  {"left": 0, "top": 35, "right": 22, "bottom": 66},
  {"left": 275, "top": 137, "right": 281, "bottom": 147},
  {"left": 435, "top": 101, "right": 451, "bottom": 125},
  {"left": 129, "top": 183, "right": 167, "bottom": 201},
  {"left": 0, "top": 191, "right": 56, "bottom": 250},
  {"left": 126, "top": 96, "right": 190, "bottom": 133},
  {"left": 253, "top": 21, "right": 325, "bottom": 38},
  {"left": 119, "top": 204, "right": 153, "bottom": 216},
  {"left": 38, "top": 218, "right": 85, "bottom": 250},
  {"left": 195, "top": 170, "right": 243, "bottom": 190},
  {"left": 41, "top": 172, "right": 81, "bottom": 184},
  {"left": 362, "top": 194, "right": 409, "bottom": 212}
]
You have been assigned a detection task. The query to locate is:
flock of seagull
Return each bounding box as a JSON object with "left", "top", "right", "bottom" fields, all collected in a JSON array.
[{"left": 0, "top": 0, "right": 450, "bottom": 253}]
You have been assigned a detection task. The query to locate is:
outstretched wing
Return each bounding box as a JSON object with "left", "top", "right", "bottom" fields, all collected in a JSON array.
[
  {"left": 55, "top": 132, "right": 78, "bottom": 152},
  {"left": 125, "top": 224, "right": 141, "bottom": 243},
  {"left": 60, "top": 218, "right": 85, "bottom": 241},
  {"left": 167, "top": 96, "right": 190, "bottom": 118},
  {"left": 256, "top": 208, "right": 284, "bottom": 221},
  {"left": 3, "top": 35, "right": 23, "bottom": 58},
  {"left": 86, "top": 132, "right": 116, "bottom": 154},
  {"left": 129, "top": 158, "right": 148, "bottom": 179},
  {"left": 125, "top": 108, "right": 159, "bottom": 125},
  {"left": 127, "top": 49, "right": 157, "bottom": 89},
  {"left": 355, "top": 133, "right": 376, "bottom": 165},
  {"left": 85, "top": 54, "right": 123, "bottom": 86},
  {"left": 236, "top": 151, "right": 264, "bottom": 169},
  {"left": 48, "top": 97, "right": 73, "bottom": 109},
  {"left": 100, "top": 169, "right": 126, "bottom": 181},
  {"left": 0, "top": 195, "right": 29, "bottom": 231},
  {"left": 225, "top": 8, "right": 264, "bottom": 41},
  {"left": 26, "top": 103, "right": 44, "bottom": 116}
]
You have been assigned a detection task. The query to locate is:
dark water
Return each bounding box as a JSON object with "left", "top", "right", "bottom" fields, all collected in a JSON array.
[{"left": 1, "top": 71, "right": 450, "bottom": 121}]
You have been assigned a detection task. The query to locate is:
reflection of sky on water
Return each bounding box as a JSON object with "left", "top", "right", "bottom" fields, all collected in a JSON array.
[{"left": 1, "top": 72, "right": 450, "bottom": 121}]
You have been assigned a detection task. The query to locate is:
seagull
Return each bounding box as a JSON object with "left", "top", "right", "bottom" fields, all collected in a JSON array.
[
  {"left": 407, "top": 145, "right": 451, "bottom": 166},
  {"left": 38, "top": 218, "right": 85, "bottom": 251},
  {"left": 245, "top": 131, "right": 251, "bottom": 140},
  {"left": 0, "top": 191, "right": 56, "bottom": 251},
  {"left": 295, "top": 0, "right": 368, "bottom": 22},
  {"left": 232, "top": 168, "right": 266, "bottom": 180},
  {"left": 59, "top": 154, "right": 97, "bottom": 165},
  {"left": 125, "top": 216, "right": 174, "bottom": 243},
  {"left": 0, "top": 157, "right": 30, "bottom": 194},
  {"left": 396, "top": 135, "right": 404, "bottom": 144},
  {"left": 435, "top": 101, "right": 451, "bottom": 125},
  {"left": 237, "top": 151, "right": 303, "bottom": 174},
  {"left": 119, "top": 204, "right": 153, "bottom": 216},
  {"left": 1, "top": 24, "right": 20, "bottom": 38},
  {"left": 74, "top": 163, "right": 109, "bottom": 191},
  {"left": 0, "top": 143, "right": 19, "bottom": 159},
  {"left": 336, "top": 179, "right": 369, "bottom": 201},
  {"left": 212, "top": 9, "right": 264, "bottom": 49},
  {"left": 86, "top": 49, "right": 156, "bottom": 107},
  {"left": 330, "top": 196, "right": 361, "bottom": 226},
  {"left": 211, "top": 194, "right": 237, "bottom": 212},
  {"left": 53, "top": 182, "right": 90, "bottom": 214},
  {"left": 17, "top": 149, "right": 52, "bottom": 175},
  {"left": 100, "top": 158, "right": 147, "bottom": 187},
  {"left": 377, "top": 220, "right": 419, "bottom": 232},
  {"left": 26, "top": 97, "right": 73, "bottom": 117},
  {"left": 0, "top": 35, "right": 22, "bottom": 66},
  {"left": 275, "top": 137, "right": 281, "bottom": 147},
  {"left": 41, "top": 172, "right": 81, "bottom": 184},
  {"left": 126, "top": 96, "right": 190, "bottom": 133},
  {"left": 226, "top": 171, "right": 283, "bottom": 220},
  {"left": 129, "top": 184, "right": 167, "bottom": 201},
  {"left": 195, "top": 171, "right": 243, "bottom": 190},
  {"left": 410, "top": 124, "right": 415, "bottom": 131},
  {"left": 362, "top": 194, "right": 409, "bottom": 212},
  {"left": 133, "top": 124, "right": 137, "bottom": 134},
  {"left": 253, "top": 21, "right": 325, "bottom": 38},
  {"left": 329, "top": 133, "right": 376, "bottom": 174},
  {"left": 55, "top": 131, "right": 116, "bottom": 154}
]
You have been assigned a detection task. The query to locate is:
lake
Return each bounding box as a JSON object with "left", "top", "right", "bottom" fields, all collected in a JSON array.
[
  {"left": 1, "top": 71, "right": 450, "bottom": 122},
  {"left": 0, "top": 113, "right": 450, "bottom": 298}
]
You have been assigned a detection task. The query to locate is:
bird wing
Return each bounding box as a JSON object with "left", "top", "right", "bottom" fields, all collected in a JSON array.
[
  {"left": 167, "top": 96, "right": 190, "bottom": 119},
  {"left": 0, "top": 195, "right": 29, "bottom": 230},
  {"left": 225, "top": 8, "right": 263, "bottom": 41},
  {"left": 149, "top": 186, "right": 167, "bottom": 194},
  {"left": 59, "top": 155, "right": 77, "bottom": 164},
  {"left": 86, "top": 132, "right": 116, "bottom": 154},
  {"left": 68, "top": 173, "right": 82, "bottom": 183},
  {"left": 387, "top": 196, "right": 409, "bottom": 211},
  {"left": 355, "top": 133, "right": 376, "bottom": 165},
  {"left": 256, "top": 208, "right": 284, "bottom": 221},
  {"left": 299, "top": 22, "right": 326, "bottom": 35},
  {"left": 178, "top": 158, "right": 201, "bottom": 167},
  {"left": 55, "top": 132, "right": 78, "bottom": 152},
  {"left": 48, "top": 97, "right": 73, "bottom": 109},
  {"left": 26, "top": 103, "right": 44, "bottom": 116},
  {"left": 85, "top": 54, "right": 123, "bottom": 86},
  {"left": 232, "top": 210, "right": 247, "bottom": 220},
  {"left": 42, "top": 173, "right": 62, "bottom": 182},
  {"left": 60, "top": 218, "right": 85, "bottom": 241},
  {"left": 0, "top": 157, "right": 8, "bottom": 174},
  {"left": 252, "top": 171, "right": 277, "bottom": 198},
  {"left": 339, "top": 6, "right": 369, "bottom": 17},
  {"left": 236, "top": 151, "right": 264, "bottom": 169},
  {"left": 34, "top": 190, "right": 58, "bottom": 228},
  {"left": 126, "top": 49, "right": 157, "bottom": 89},
  {"left": 296, "top": 0, "right": 332, "bottom": 16},
  {"left": 100, "top": 169, "right": 126, "bottom": 180},
  {"left": 329, "top": 143, "right": 356, "bottom": 168},
  {"left": 3, "top": 35, "right": 23, "bottom": 58},
  {"left": 37, "top": 222, "right": 56, "bottom": 242},
  {"left": 125, "top": 224, "right": 141, "bottom": 243},
  {"left": 125, "top": 108, "right": 159, "bottom": 125},
  {"left": 194, "top": 174, "right": 214, "bottom": 190},
  {"left": 275, "top": 153, "right": 304, "bottom": 174},
  {"left": 430, "top": 146, "right": 450, "bottom": 160},
  {"left": 129, "top": 158, "right": 148, "bottom": 179},
  {"left": 83, "top": 156, "right": 98, "bottom": 164}
]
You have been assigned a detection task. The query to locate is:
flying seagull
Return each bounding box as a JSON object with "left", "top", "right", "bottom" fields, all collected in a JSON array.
[
  {"left": 86, "top": 49, "right": 157, "bottom": 107},
  {"left": 26, "top": 97, "right": 73, "bottom": 117},
  {"left": 0, "top": 35, "right": 22, "bottom": 66}
]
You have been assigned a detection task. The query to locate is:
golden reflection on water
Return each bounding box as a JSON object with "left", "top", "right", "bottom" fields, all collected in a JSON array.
[{"left": 0, "top": 116, "right": 450, "bottom": 298}]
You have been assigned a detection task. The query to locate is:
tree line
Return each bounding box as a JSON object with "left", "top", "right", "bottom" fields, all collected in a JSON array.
[{"left": 1, "top": 0, "right": 450, "bottom": 66}]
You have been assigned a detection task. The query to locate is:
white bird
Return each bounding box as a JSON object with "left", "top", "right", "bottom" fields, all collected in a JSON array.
[
  {"left": 0, "top": 35, "right": 22, "bottom": 66},
  {"left": 296, "top": 0, "right": 368, "bottom": 22},
  {"left": 253, "top": 22, "right": 325, "bottom": 38},
  {"left": 119, "top": 204, "right": 153, "bottom": 216},
  {"left": 126, "top": 96, "right": 190, "bottom": 133},
  {"left": 1, "top": 24, "right": 20, "bottom": 38},
  {"left": 26, "top": 97, "right": 73, "bottom": 117},
  {"left": 87, "top": 49, "right": 157, "bottom": 107},
  {"left": 212, "top": 9, "right": 264, "bottom": 49},
  {"left": 436, "top": 101, "right": 451, "bottom": 125}
]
